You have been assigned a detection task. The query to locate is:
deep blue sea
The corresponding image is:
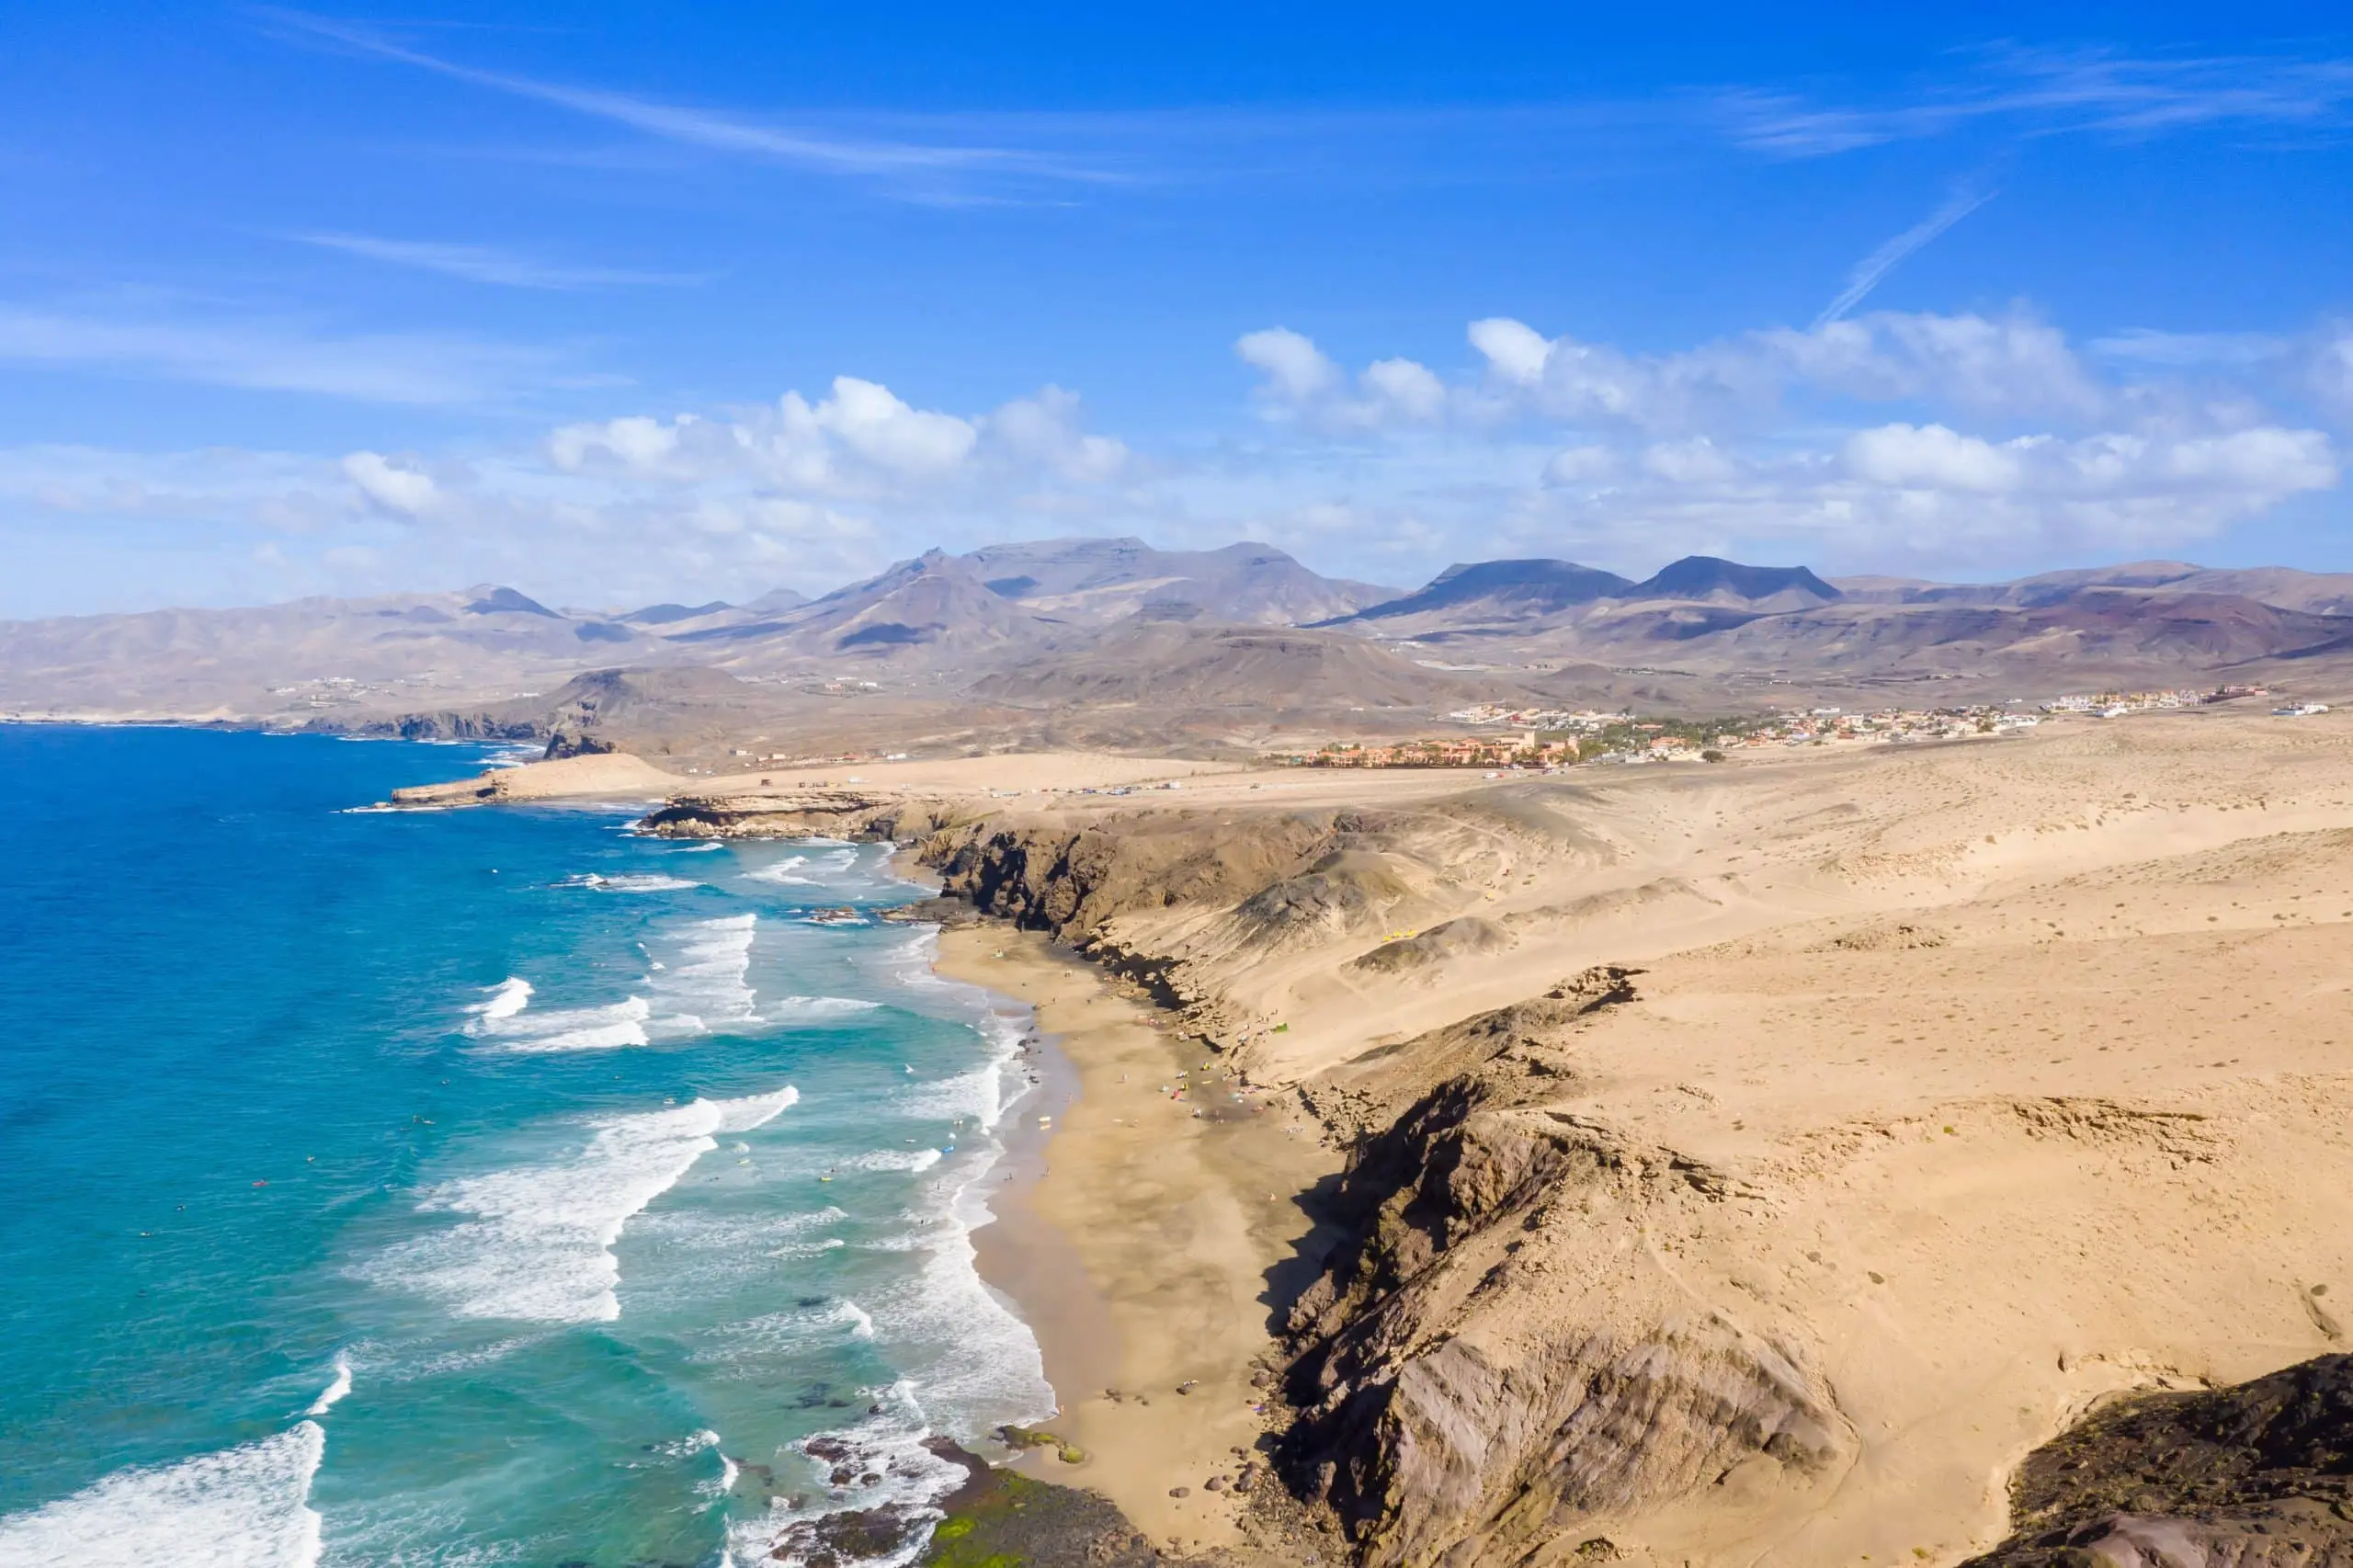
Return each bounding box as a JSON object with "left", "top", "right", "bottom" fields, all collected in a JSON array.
[{"left": 0, "top": 726, "right": 1052, "bottom": 1568}]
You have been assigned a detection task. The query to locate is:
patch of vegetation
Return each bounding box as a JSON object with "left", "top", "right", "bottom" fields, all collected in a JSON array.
[{"left": 919, "top": 1466, "right": 1168, "bottom": 1568}]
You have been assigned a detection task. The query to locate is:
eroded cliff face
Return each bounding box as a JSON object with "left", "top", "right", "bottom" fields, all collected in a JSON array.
[
  {"left": 1278, "top": 1019, "right": 1852, "bottom": 1568},
  {"left": 923, "top": 812, "right": 1336, "bottom": 944}
]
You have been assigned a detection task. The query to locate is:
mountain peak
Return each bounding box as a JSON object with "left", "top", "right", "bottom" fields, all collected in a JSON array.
[
  {"left": 462, "top": 586, "right": 563, "bottom": 619},
  {"left": 1625, "top": 556, "right": 1841, "bottom": 606},
  {"left": 1338, "top": 559, "right": 1633, "bottom": 623}
]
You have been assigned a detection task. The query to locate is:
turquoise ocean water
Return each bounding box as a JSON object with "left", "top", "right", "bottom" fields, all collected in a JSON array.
[{"left": 0, "top": 725, "right": 1052, "bottom": 1567}]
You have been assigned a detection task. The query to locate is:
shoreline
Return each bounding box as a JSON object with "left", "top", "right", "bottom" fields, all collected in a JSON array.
[
  {"left": 964, "top": 1006, "right": 1124, "bottom": 1423},
  {"left": 934, "top": 924, "right": 1341, "bottom": 1559}
]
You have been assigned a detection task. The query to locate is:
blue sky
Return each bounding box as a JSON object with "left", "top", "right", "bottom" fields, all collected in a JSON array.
[{"left": 3, "top": 2, "right": 2351, "bottom": 615}]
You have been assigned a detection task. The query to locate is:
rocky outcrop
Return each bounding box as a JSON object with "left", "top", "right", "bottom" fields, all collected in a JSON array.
[
  {"left": 1961, "top": 1353, "right": 2353, "bottom": 1566},
  {"left": 541, "top": 730, "right": 617, "bottom": 759},
  {"left": 921, "top": 812, "right": 1336, "bottom": 943},
  {"left": 636, "top": 791, "right": 971, "bottom": 842},
  {"left": 1233, "top": 849, "right": 1418, "bottom": 951},
  {"left": 1280, "top": 1066, "right": 1846, "bottom": 1567},
  {"left": 336, "top": 710, "right": 548, "bottom": 743}
]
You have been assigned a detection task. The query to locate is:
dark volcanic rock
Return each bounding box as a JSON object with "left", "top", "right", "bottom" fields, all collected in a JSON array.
[
  {"left": 1960, "top": 1352, "right": 2353, "bottom": 1566},
  {"left": 542, "top": 729, "right": 617, "bottom": 758}
]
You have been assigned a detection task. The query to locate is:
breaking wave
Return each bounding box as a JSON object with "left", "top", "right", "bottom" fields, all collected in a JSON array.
[
  {"left": 557, "top": 872, "right": 702, "bottom": 892},
  {"left": 0, "top": 1423, "right": 326, "bottom": 1568},
  {"left": 354, "top": 1088, "right": 799, "bottom": 1324},
  {"left": 648, "top": 914, "right": 759, "bottom": 1031},
  {"left": 771, "top": 995, "right": 882, "bottom": 1021},
  {"left": 302, "top": 1353, "right": 352, "bottom": 1417},
  {"left": 470, "top": 994, "right": 653, "bottom": 1054}
]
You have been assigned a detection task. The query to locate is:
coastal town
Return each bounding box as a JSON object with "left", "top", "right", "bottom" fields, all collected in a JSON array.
[{"left": 1267, "top": 684, "right": 2302, "bottom": 769}]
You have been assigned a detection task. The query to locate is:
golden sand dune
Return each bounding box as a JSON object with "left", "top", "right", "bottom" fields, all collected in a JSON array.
[{"left": 890, "top": 709, "right": 2353, "bottom": 1564}]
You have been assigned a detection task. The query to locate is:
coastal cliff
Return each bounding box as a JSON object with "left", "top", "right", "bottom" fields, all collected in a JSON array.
[
  {"left": 619, "top": 720, "right": 2353, "bottom": 1568},
  {"left": 889, "top": 810, "right": 1869, "bottom": 1563},
  {"left": 1276, "top": 991, "right": 1850, "bottom": 1568}
]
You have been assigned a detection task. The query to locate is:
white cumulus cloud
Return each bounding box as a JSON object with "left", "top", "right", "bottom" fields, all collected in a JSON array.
[
  {"left": 1236, "top": 327, "right": 1342, "bottom": 404},
  {"left": 340, "top": 451, "right": 439, "bottom": 515},
  {"left": 6, "top": 300, "right": 2346, "bottom": 615},
  {"left": 802, "top": 377, "right": 977, "bottom": 472},
  {"left": 1844, "top": 424, "right": 2026, "bottom": 493}
]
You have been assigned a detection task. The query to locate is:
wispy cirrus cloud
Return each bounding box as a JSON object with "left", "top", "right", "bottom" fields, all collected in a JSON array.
[
  {"left": 253, "top": 6, "right": 1118, "bottom": 200},
  {"left": 290, "top": 233, "right": 705, "bottom": 290},
  {"left": 2089, "top": 328, "right": 2290, "bottom": 368},
  {"left": 0, "top": 304, "right": 565, "bottom": 404},
  {"left": 1725, "top": 45, "right": 2353, "bottom": 158},
  {"left": 1813, "top": 185, "right": 1995, "bottom": 327}
]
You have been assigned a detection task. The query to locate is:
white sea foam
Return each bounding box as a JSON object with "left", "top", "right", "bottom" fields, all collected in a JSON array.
[
  {"left": 466, "top": 975, "right": 654, "bottom": 1054},
  {"left": 369, "top": 1335, "right": 545, "bottom": 1384},
  {"left": 854, "top": 1196, "right": 1050, "bottom": 1433},
  {"left": 844, "top": 1148, "right": 943, "bottom": 1174},
  {"left": 699, "top": 1298, "right": 868, "bottom": 1362},
  {"left": 853, "top": 1085, "right": 1053, "bottom": 1443},
  {"left": 892, "top": 1041, "right": 1017, "bottom": 1126},
  {"left": 653, "top": 1428, "right": 722, "bottom": 1460},
  {"left": 356, "top": 1087, "right": 798, "bottom": 1324},
  {"left": 771, "top": 1237, "right": 847, "bottom": 1260},
  {"left": 303, "top": 1352, "right": 352, "bottom": 1417},
  {"left": 802, "top": 926, "right": 1056, "bottom": 1437},
  {"left": 771, "top": 995, "right": 882, "bottom": 1021},
  {"left": 727, "top": 1385, "right": 976, "bottom": 1568},
  {"left": 472, "top": 994, "right": 653, "bottom": 1054},
  {"left": 642, "top": 1204, "right": 851, "bottom": 1257},
  {"left": 558, "top": 872, "right": 700, "bottom": 892},
  {"left": 469, "top": 977, "right": 533, "bottom": 1022},
  {"left": 874, "top": 929, "right": 949, "bottom": 994},
  {"left": 460, "top": 915, "right": 756, "bottom": 1051},
  {"left": 647, "top": 914, "right": 759, "bottom": 1029},
  {"left": 0, "top": 1423, "right": 325, "bottom": 1568},
  {"left": 744, "top": 846, "right": 859, "bottom": 888}
]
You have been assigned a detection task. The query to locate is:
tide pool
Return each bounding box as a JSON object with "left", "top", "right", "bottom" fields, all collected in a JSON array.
[{"left": 0, "top": 725, "right": 1051, "bottom": 1567}]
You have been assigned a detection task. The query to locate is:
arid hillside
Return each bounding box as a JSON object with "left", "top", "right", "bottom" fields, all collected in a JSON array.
[
  {"left": 612, "top": 708, "right": 2353, "bottom": 1566},
  {"left": 10, "top": 544, "right": 2353, "bottom": 737},
  {"left": 930, "top": 713, "right": 2353, "bottom": 1565}
]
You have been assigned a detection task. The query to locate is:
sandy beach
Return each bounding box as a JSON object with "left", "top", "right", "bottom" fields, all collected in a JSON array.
[{"left": 936, "top": 926, "right": 1339, "bottom": 1558}]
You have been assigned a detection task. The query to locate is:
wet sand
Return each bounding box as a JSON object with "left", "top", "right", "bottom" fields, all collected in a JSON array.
[{"left": 936, "top": 926, "right": 1341, "bottom": 1558}]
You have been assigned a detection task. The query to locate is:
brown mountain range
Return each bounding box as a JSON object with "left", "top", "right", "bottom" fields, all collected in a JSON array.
[{"left": 5, "top": 542, "right": 2350, "bottom": 742}]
